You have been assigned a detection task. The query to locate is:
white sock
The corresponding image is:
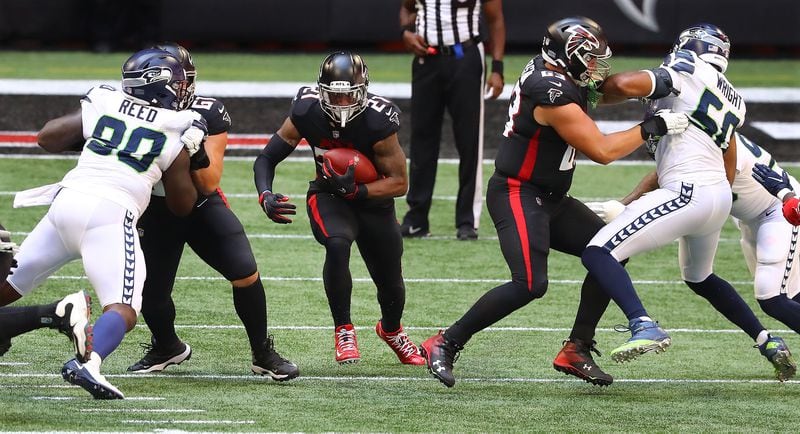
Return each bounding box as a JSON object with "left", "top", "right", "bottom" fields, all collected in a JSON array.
[
  {"left": 756, "top": 330, "right": 770, "bottom": 347},
  {"left": 638, "top": 316, "right": 653, "bottom": 323}
]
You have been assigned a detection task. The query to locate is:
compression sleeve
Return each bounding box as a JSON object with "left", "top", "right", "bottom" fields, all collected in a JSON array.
[{"left": 253, "top": 134, "right": 295, "bottom": 194}]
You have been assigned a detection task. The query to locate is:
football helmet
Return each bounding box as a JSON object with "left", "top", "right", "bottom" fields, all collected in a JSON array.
[
  {"left": 673, "top": 23, "right": 731, "bottom": 73},
  {"left": 541, "top": 16, "right": 612, "bottom": 87},
  {"left": 317, "top": 51, "right": 369, "bottom": 128},
  {"left": 152, "top": 42, "right": 197, "bottom": 106},
  {"left": 121, "top": 48, "right": 191, "bottom": 110}
]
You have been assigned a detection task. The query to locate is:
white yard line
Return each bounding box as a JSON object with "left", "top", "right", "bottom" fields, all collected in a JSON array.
[
  {"left": 81, "top": 409, "right": 205, "bottom": 413},
  {"left": 121, "top": 420, "right": 254, "bottom": 425}
]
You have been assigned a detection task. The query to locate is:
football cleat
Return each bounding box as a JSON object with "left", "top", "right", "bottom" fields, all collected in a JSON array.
[
  {"left": 127, "top": 338, "right": 192, "bottom": 373},
  {"left": 610, "top": 318, "right": 671, "bottom": 363},
  {"left": 251, "top": 335, "right": 299, "bottom": 381},
  {"left": 757, "top": 335, "right": 797, "bottom": 382},
  {"left": 419, "top": 330, "right": 462, "bottom": 388},
  {"left": 55, "top": 290, "right": 93, "bottom": 363},
  {"left": 400, "top": 223, "right": 430, "bottom": 238},
  {"left": 62, "top": 355, "right": 124, "bottom": 400},
  {"left": 0, "top": 337, "right": 10, "bottom": 357},
  {"left": 334, "top": 324, "right": 361, "bottom": 364},
  {"left": 553, "top": 338, "right": 613, "bottom": 386},
  {"left": 375, "top": 321, "right": 426, "bottom": 365}
]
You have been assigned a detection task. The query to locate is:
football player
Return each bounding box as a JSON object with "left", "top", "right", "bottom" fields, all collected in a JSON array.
[
  {"left": 417, "top": 16, "right": 689, "bottom": 387},
  {"left": 752, "top": 160, "right": 800, "bottom": 226},
  {"left": 253, "top": 51, "right": 425, "bottom": 366},
  {"left": 568, "top": 23, "right": 795, "bottom": 381},
  {"left": 587, "top": 132, "right": 798, "bottom": 382},
  {"left": 126, "top": 43, "right": 299, "bottom": 381},
  {"left": 0, "top": 48, "right": 203, "bottom": 399}
]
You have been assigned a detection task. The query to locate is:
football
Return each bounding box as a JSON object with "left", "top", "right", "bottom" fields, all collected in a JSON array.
[{"left": 322, "top": 148, "right": 378, "bottom": 183}]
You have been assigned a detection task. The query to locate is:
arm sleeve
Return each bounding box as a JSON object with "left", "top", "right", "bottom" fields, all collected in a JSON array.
[{"left": 253, "top": 133, "right": 295, "bottom": 194}]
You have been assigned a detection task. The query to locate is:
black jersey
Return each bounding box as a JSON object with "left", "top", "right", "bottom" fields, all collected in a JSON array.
[
  {"left": 190, "top": 95, "right": 232, "bottom": 135},
  {"left": 289, "top": 86, "right": 401, "bottom": 166},
  {"left": 495, "top": 56, "right": 587, "bottom": 199}
]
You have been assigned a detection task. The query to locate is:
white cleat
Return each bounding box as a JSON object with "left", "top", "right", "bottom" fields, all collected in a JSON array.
[{"left": 55, "top": 290, "right": 93, "bottom": 362}]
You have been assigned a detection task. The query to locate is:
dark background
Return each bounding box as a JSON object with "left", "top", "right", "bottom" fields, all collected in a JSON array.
[{"left": 0, "top": 0, "right": 798, "bottom": 55}]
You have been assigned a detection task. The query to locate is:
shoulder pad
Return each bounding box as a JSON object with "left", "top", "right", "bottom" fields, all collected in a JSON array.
[
  {"left": 364, "top": 94, "right": 401, "bottom": 136},
  {"left": 525, "top": 71, "right": 581, "bottom": 107},
  {"left": 191, "top": 96, "right": 231, "bottom": 134},
  {"left": 662, "top": 49, "right": 697, "bottom": 75},
  {"left": 290, "top": 86, "right": 320, "bottom": 118}
]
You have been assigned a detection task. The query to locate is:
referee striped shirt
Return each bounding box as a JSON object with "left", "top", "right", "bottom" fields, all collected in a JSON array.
[{"left": 414, "top": 0, "right": 482, "bottom": 47}]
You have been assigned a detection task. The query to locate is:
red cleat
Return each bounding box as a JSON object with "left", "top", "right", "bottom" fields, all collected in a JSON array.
[
  {"left": 419, "top": 330, "right": 461, "bottom": 387},
  {"left": 375, "top": 321, "right": 426, "bottom": 365},
  {"left": 553, "top": 338, "right": 613, "bottom": 386},
  {"left": 334, "top": 324, "right": 360, "bottom": 364}
]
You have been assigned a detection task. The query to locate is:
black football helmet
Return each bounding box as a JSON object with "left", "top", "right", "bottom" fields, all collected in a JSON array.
[
  {"left": 152, "top": 42, "right": 197, "bottom": 106},
  {"left": 673, "top": 23, "right": 730, "bottom": 73},
  {"left": 317, "top": 51, "right": 369, "bottom": 128},
  {"left": 541, "top": 16, "right": 612, "bottom": 87},
  {"left": 121, "top": 48, "right": 190, "bottom": 110}
]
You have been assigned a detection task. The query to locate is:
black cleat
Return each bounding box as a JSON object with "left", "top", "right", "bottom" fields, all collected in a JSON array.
[
  {"left": 400, "top": 223, "right": 430, "bottom": 238},
  {"left": 419, "top": 330, "right": 462, "bottom": 388},
  {"left": 251, "top": 335, "right": 299, "bottom": 381},
  {"left": 553, "top": 338, "right": 613, "bottom": 386},
  {"left": 127, "top": 338, "right": 192, "bottom": 373},
  {"left": 456, "top": 225, "right": 478, "bottom": 240}
]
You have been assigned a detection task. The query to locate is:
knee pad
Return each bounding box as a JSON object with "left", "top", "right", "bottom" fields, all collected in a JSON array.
[{"left": 512, "top": 277, "right": 547, "bottom": 300}]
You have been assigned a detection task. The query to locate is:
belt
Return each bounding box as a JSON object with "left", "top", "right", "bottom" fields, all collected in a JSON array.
[{"left": 429, "top": 38, "right": 477, "bottom": 56}]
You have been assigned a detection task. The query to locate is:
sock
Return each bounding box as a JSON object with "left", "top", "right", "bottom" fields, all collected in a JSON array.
[
  {"left": 758, "top": 295, "right": 800, "bottom": 335},
  {"left": 756, "top": 330, "right": 770, "bottom": 347},
  {"left": 582, "top": 246, "right": 648, "bottom": 320},
  {"left": 0, "top": 302, "right": 60, "bottom": 339},
  {"left": 376, "top": 284, "right": 405, "bottom": 333},
  {"left": 685, "top": 274, "right": 766, "bottom": 341},
  {"left": 141, "top": 291, "right": 180, "bottom": 349},
  {"left": 92, "top": 311, "right": 127, "bottom": 359},
  {"left": 323, "top": 237, "right": 353, "bottom": 327},
  {"left": 569, "top": 273, "right": 611, "bottom": 342},
  {"left": 232, "top": 276, "right": 268, "bottom": 353},
  {"left": 446, "top": 281, "right": 534, "bottom": 347}
]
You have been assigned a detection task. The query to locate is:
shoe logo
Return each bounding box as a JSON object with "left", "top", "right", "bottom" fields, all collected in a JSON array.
[
  {"left": 766, "top": 209, "right": 777, "bottom": 217},
  {"left": 583, "top": 363, "right": 592, "bottom": 371},
  {"left": 408, "top": 226, "right": 423, "bottom": 235}
]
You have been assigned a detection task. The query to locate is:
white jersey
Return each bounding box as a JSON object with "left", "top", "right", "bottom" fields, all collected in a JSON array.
[
  {"left": 59, "top": 85, "right": 199, "bottom": 216},
  {"left": 651, "top": 50, "right": 746, "bottom": 187},
  {"left": 730, "top": 133, "right": 798, "bottom": 222}
]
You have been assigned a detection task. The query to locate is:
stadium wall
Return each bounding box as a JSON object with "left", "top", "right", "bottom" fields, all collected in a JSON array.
[{"left": 0, "top": 0, "right": 797, "bottom": 53}]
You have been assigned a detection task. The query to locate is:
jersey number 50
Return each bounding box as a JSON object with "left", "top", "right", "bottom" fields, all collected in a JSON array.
[
  {"left": 87, "top": 115, "right": 166, "bottom": 172},
  {"left": 689, "top": 89, "right": 741, "bottom": 150}
]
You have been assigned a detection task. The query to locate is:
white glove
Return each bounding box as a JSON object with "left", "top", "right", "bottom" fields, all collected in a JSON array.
[
  {"left": 180, "top": 119, "right": 208, "bottom": 157},
  {"left": 655, "top": 109, "right": 689, "bottom": 135},
  {"left": 586, "top": 200, "right": 625, "bottom": 224}
]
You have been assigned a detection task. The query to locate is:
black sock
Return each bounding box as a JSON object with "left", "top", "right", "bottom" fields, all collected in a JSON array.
[
  {"left": 569, "top": 273, "right": 612, "bottom": 342},
  {"left": 323, "top": 237, "right": 353, "bottom": 326},
  {"left": 141, "top": 291, "right": 181, "bottom": 348},
  {"left": 232, "top": 276, "right": 268, "bottom": 353},
  {"left": 686, "top": 274, "right": 765, "bottom": 340},
  {"left": 0, "top": 301, "right": 60, "bottom": 338},
  {"left": 446, "top": 281, "right": 534, "bottom": 347},
  {"left": 758, "top": 295, "right": 800, "bottom": 334}
]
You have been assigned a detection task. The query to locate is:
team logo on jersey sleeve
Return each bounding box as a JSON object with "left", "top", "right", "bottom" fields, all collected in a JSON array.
[{"left": 548, "top": 88, "right": 563, "bottom": 103}]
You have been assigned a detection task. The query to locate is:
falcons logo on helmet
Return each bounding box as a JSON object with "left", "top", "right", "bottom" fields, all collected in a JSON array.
[{"left": 564, "top": 25, "right": 600, "bottom": 59}]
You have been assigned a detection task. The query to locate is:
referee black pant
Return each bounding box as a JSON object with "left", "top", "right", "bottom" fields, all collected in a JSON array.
[{"left": 403, "top": 41, "right": 485, "bottom": 231}]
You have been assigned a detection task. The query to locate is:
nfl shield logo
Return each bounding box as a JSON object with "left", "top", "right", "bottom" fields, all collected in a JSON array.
[{"left": 332, "top": 131, "right": 340, "bottom": 138}]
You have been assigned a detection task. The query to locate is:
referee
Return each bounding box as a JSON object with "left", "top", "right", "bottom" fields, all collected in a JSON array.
[{"left": 399, "top": 0, "right": 505, "bottom": 240}]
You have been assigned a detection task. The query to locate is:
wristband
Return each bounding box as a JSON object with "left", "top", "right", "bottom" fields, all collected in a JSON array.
[
  {"left": 401, "top": 24, "right": 415, "bottom": 36},
  {"left": 777, "top": 188, "right": 794, "bottom": 202},
  {"left": 258, "top": 190, "right": 271, "bottom": 204},
  {"left": 491, "top": 60, "right": 504, "bottom": 78}
]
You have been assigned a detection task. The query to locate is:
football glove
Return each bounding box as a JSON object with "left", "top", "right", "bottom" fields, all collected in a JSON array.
[
  {"left": 639, "top": 109, "right": 689, "bottom": 140},
  {"left": 259, "top": 190, "right": 296, "bottom": 224},
  {"left": 586, "top": 200, "right": 626, "bottom": 224},
  {"left": 752, "top": 163, "right": 793, "bottom": 201},
  {"left": 320, "top": 159, "right": 367, "bottom": 201},
  {"left": 181, "top": 118, "right": 208, "bottom": 157}
]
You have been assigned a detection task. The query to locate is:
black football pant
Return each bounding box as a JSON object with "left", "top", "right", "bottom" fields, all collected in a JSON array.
[
  {"left": 404, "top": 42, "right": 485, "bottom": 231},
  {"left": 138, "top": 191, "right": 259, "bottom": 349},
  {"left": 445, "top": 173, "right": 612, "bottom": 346},
  {"left": 306, "top": 191, "right": 405, "bottom": 332}
]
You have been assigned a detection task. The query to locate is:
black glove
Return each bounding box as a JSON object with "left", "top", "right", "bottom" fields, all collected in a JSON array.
[
  {"left": 189, "top": 141, "right": 210, "bottom": 171},
  {"left": 258, "top": 190, "right": 296, "bottom": 224},
  {"left": 319, "top": 158, "right": 367, "bottom": 201},
  {"left": 752, "top": 163, "right": 793, "bottom": 200},
  {"left": 639, "top": 109, "right": 689, "bottom": 140}
]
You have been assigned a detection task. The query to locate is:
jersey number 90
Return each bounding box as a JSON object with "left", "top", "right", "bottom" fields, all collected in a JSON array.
[{"left": 87, "top": 115, "right": 166, "bottom": 172}]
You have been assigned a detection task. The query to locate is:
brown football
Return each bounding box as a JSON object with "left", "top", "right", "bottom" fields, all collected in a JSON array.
[{"left": 322, "top": 148, "right": 378, "bottom": 183}]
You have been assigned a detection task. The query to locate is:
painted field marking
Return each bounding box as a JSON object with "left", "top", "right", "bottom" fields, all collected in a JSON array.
[
  {"left": 121, "top": 420, "right": 254, "bottom": 425},
  {"left": 0, "top": 362, "right": 29, "bottom": 366},
  {"left": 31, "top": 395, "right": 164, "bottom": 401},
  {"left": 81, "top": 409, "right": 205, "bottom": 413},
  {"left": 10, "top": 373, "right": 796, "bottom": 385}
]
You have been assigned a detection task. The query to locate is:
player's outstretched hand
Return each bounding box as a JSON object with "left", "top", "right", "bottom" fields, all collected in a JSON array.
[
  {"left": 586, "top": 200, "right": 626, "bottom": 224},
  {"left": 259, "top": 190, "right": 296, "bottom": 224},
  {"left": 752, "top": 163, "right": 793, "bottom": 200},
  {"left": 639, "top": 109, "right": 689, "bottom": 140}
]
